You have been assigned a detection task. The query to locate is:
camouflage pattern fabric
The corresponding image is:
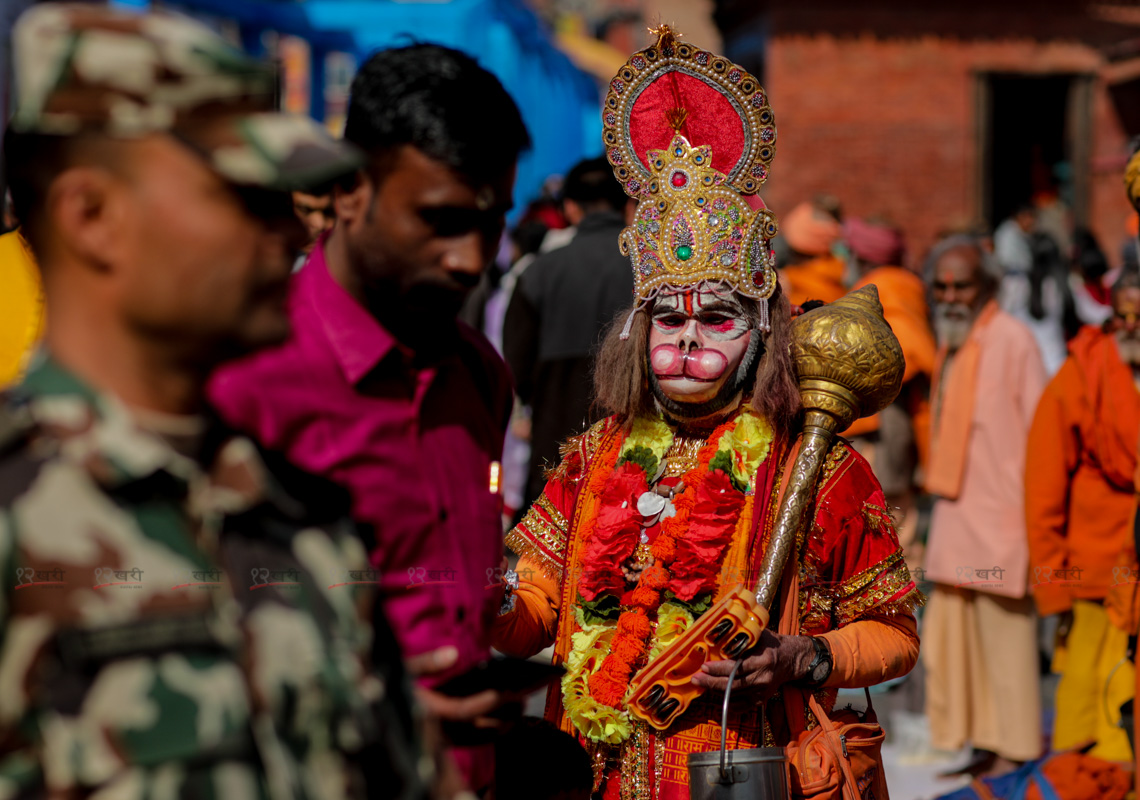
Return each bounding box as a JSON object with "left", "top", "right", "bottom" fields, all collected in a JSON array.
[
  {"left": 9, "top": 3, "right": 361, "bottom": 190},
  {"left": 0, "top": 358, "right": 427, "bottom": 800}
]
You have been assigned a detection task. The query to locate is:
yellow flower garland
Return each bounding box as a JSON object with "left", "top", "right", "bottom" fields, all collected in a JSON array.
[
  {"left": 562, "top": 409, "right": 775, "bottom": 744},
  {"left": 562, "top": 621, "right": 633, "bottom": 744},
  {"left": 647, "top": 601, "right": 694, "bottom": 662},
  {"left": 717, "top": 410, "right": 773, "bottom": 491},
  {"left": 624, "top": 414, "right": 674, "bottom": 465}
]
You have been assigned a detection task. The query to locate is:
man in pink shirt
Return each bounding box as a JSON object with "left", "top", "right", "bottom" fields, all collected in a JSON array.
[
  {"left": 921, "top": 235, "right": 1047, "bottom": 777},
  {"left": 209, "top": 44, "right": 531, "bottom": 793}
]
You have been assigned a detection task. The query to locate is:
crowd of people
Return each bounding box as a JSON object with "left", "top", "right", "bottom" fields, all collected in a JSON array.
[
  {"left": 2, "top": 4, "right": 1140, "bottom": 800},
  {"left": 457, "top": 158, "right": 1140, "bottom": 786}
]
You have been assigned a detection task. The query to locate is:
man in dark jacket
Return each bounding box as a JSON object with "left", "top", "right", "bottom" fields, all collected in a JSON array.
[{"left": 504, "top": 156, "right": 633, "bottom": 511}]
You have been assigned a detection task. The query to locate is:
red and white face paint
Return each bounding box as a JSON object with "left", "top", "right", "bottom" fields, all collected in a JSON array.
[{"left": 648, "top": 285, "right": 754, "bottom": 405}]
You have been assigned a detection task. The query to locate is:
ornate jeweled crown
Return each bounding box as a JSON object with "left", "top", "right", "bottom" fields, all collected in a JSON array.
[
  {"left": 619, "top": 135, "right": 778, "bottom": 304},
  {"left": 604, "top": 27, "right": 779, "bottom": 329}
]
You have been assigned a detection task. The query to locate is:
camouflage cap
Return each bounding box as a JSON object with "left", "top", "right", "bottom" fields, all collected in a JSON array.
[{"left": 10, "top": 3, "right": 362, "bottom": 191}]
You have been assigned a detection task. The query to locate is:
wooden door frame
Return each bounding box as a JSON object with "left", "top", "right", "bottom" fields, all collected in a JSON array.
[{"left": 973, "top": 70, "right": 1094, "bottom": 228}]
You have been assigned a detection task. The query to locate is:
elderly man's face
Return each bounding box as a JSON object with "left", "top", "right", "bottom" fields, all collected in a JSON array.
[
  {"left": 1110, "top": 286, "right": 1140, "bottom": 367},
  {"left": 648, "top": 284, "right": 754, "bottom": 408},
  {"left": 932, "top": 246, "right": 988, "bottom": 350}
]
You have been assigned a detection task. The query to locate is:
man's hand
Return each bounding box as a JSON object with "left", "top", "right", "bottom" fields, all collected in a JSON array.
[
  {"left": 406, "top": 646, "right": 526, "bottom": 735},
  {"left": 691, "top": 630, "right": 818, "bottom": 700},
  {"left": 406, "top": 646, "right": 505, "bottom": 724}
]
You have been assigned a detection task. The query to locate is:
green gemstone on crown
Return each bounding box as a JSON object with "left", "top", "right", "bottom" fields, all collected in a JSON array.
[{"left": 676, "top": 245, "right": 693, "bottom": 261}]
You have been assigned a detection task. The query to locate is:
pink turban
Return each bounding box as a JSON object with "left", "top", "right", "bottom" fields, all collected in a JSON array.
[
  {"left": 843, "top": 217, "right": 905, "bottom": 266},
  {"left": 782, "top": 202, "right": 841, "bottom": 257}
]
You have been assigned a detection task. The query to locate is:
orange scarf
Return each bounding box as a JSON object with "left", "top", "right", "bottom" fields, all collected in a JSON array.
[{"left": 926, "top": 300, "right": 999, "bottom": 500}]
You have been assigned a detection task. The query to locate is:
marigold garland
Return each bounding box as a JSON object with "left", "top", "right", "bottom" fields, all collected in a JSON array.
[
  {"left": 563, "top": 408, "right": 774, "bottom": 744},
  {"left": 562, "top": 624, "right": 632, "bottom": 744}
]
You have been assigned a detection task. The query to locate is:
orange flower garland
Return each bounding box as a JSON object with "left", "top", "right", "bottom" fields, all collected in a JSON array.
[{"left": 582, "top": 415, "right": 744, "bottom": 713}]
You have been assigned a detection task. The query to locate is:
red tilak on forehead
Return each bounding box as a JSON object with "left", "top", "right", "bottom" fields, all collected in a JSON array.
[{"left": 683, "top": 290, "right": 694, "bottom": 316}]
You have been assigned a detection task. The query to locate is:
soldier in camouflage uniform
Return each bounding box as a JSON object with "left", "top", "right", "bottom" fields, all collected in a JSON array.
[{"left": 0, "top": 5, "right": 428, "bottom": 799}]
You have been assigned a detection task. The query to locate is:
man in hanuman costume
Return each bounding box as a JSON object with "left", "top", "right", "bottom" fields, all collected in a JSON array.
[{"left": 493, "top": 29, "right": 922, "bottom": 799}]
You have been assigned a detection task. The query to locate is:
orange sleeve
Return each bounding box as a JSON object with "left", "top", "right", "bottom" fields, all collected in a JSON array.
[
  {"left": 494, "top": 422, "right": 616, "bottom": 658},
  {"left": 1025, "top": 362, "right": 1081, "bottom": 616},
  {"left": 492, "top": 555, "right": 560, "bottom": 658},
  {"left": 819, "top": 613, "right": 919, "bottom": 689},
  {"left": 782, "top": 256, "right": 847, "bottom": 306}
]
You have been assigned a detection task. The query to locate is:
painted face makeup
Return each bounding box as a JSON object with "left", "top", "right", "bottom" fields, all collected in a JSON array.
[{"left": 647, "top": 284, "right": 757, "bottom": 417}]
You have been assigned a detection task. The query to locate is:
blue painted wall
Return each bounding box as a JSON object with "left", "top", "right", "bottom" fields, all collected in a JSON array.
[{"left": 119, "top": 0, "right": 602, "bottom": 212}]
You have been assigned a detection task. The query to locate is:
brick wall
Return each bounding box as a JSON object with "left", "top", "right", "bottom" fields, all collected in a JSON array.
[{"left": 759, "top": 31, "right": 1134, "bottom": 268}]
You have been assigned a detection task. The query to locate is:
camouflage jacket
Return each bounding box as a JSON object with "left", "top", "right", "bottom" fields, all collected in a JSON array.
[{"left": 0, "top": 359, "right": 425, "bottom": 800}]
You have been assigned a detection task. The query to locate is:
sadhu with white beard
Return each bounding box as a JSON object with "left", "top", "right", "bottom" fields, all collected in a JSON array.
[
  {"left": 921, "top": 235, "right": 1048, "bottom": 775},
  {"left": 492, "top": 28, "right": 920, "bottom": 799}
]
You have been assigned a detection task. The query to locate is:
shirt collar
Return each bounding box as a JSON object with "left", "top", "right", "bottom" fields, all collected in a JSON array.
[{"left": 300, "top": 239, "right": 398, "bottom": 385}]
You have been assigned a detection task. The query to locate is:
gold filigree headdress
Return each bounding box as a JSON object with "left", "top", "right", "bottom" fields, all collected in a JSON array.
[{"left": 604, "top": 26, "right": 778, "bottom": 336}]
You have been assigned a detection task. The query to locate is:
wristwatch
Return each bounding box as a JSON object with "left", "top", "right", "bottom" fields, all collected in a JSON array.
[{"left": 798, "top": 636, "right": 833, "bottom": 688}]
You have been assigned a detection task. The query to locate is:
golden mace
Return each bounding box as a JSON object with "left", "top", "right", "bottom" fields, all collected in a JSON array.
[
  {"left": 754, "top": 284, "right": 905, "bottom": 608},
  {"left": 627, "top": 285, "right": 905, "bottom": 729}
]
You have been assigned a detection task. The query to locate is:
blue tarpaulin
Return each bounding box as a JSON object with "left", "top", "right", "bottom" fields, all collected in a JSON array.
[{"left": 115, "top": 0, "right": 602, "bottom": 212}]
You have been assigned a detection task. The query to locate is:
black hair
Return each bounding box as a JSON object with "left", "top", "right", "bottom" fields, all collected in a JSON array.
[
  {"left": 1113, "top": 262, "right": 1140, "bottom": 299},
  {"left": 5, "top": 129, "right": 61, "bottom": 253},
  {"left": 494, "top": 717, "right": 593, "bottom": 800},
  {"left": 562, "top": 155, "right": 626, "bottom": 214},
  {"left": 511, "top": 218, "right": 549, "bottom": 257},
  {"left": 1071, "top": 226, "right": 1108, "bottom": 283},
  {"left": 1, "top": 128, "right": 117, "bottom": 258},
  {"left": 344, "top": 44, "right": 530, "bottom": 185},
  {"left": 1027, "top": 230, "right": 1080, "bottom": 339}
]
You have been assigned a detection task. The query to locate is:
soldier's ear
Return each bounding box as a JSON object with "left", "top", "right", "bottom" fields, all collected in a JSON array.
[{"left": 48, "top": 164, "right": 125, "bottom": 274}]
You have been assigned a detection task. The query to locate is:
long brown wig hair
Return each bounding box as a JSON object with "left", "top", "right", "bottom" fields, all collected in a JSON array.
[{"left": 593, "top": 282, "right": 802, "bottom": 438}]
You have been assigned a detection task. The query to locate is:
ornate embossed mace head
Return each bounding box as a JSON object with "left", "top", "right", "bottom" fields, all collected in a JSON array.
[
  {"left": 1125, "top": 145, "right": 1140, "bottom": 211},
  {"left": 791, "top": 285, "right": 905, "bottom": 432}
]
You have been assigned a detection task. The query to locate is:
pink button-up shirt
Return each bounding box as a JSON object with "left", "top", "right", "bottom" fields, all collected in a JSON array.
[{"left": 209, "top": 241, "right": 510, "bottom": 677}]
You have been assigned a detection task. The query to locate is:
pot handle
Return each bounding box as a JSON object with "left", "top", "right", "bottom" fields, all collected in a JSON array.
[{"left": 718, "top": 657, "right": 747, "bottom": 782}]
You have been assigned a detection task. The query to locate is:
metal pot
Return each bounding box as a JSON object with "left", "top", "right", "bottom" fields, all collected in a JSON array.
[{"left": 686, "top": 660, "right": 791, "bottom": 800}]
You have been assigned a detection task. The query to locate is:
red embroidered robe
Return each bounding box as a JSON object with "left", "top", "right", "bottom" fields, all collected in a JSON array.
[{"left": 493, "top": 415, "right": 920, "bottom": 800}]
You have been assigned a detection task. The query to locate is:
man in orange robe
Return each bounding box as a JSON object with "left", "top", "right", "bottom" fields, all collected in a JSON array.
[
  {"left": 843, "top": 217, "right": 936, "bottom": 566},
  {"left": 1026, "top": 270, "right": 1140, "bottom": 761},
  {"left": 778, "top": 200, "right": 846, "bottom": 306},
  {"left": 492, "top": 32, "right": 921, "bottom": 800}
]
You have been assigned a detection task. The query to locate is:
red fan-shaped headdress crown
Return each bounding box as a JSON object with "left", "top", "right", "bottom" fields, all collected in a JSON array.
[{"left": 606, "top": 27, "right": 779, "bottom": 333}]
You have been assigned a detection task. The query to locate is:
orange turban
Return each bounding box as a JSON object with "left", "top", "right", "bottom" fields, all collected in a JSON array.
[{"left": 782, "top": 202, "right": 841, "bottom": 257}]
